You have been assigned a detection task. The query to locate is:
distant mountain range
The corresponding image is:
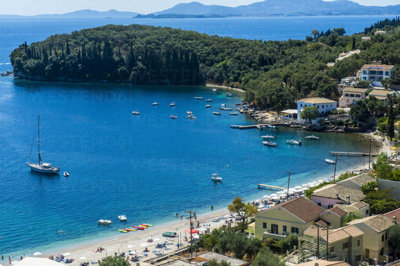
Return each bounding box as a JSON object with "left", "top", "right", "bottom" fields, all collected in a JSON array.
[
  {"left": 0, "top": 9, "right": 138, "bottom": 19},
  {"left": 2, "top": 0, "right": 400, "bottom": 19},
  {"left": 142, "top": 0, "right": 400, "bottom": 18}
]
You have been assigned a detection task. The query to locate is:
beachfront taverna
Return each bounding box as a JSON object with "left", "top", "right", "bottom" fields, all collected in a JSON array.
[{"left": 297, "top": 97, "right": 337, "bottom": 122}]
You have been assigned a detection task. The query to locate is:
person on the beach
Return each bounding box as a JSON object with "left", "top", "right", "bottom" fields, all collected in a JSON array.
[
  {"left": 211, "top": 205, "right": 213, "bottom": 210},
  {"left": 1, "top": 255, "right": 3, "bottom": 260},
  {"left": 175, "top": 213, "right": 178, "bottom": 217},
  {"left": 8, "top": 256, "right": 11, "bottom": 264}
]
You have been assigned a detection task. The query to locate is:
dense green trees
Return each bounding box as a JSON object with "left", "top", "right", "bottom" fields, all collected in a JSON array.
[
  {"left": 300, "top": 106, "right": 319, "bottom": 123},
  {"left": 227, "top": 197, "right": 258, "bottom": 231},
  {"left": 388, "top": 224, "right": 400, "bottom": 261},
  {"left": 98, "top": 256, "right": 129, "bottom": 266},
  {"left": 252, "top": 247, "right": 285, "bottom": 266}
]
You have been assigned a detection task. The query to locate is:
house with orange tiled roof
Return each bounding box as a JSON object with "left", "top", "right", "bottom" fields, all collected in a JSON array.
[
  {"left": 320, "top": 206, "right": 348, "bottom": 228},
  {"left": 302, "top": 225, "right": 364, "bottom": 265},
  {"left": 384, "top": 207, "right": 400, "bottom": 224},
  {"left": 255, "top": 197, "right": 323, "bottom": 240}
]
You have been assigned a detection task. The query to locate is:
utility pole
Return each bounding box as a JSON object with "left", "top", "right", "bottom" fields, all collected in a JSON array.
[
  {"left": 316, "top": 225, "right": 320, "bottom": 259},
  {"left": 287, "top": 171, "right": 294, "bottom": 201},
  {"left": 368, "top": 139, "right": 372, "bottom": 170},
  {"left": 185, "top": 210, "right": 194, "bottom": 257},
  {"left": 326, "top": 227, "right": 329, "bottom": 261},
  {"left": 333, "top": 155, "right": 338, "bottom": 181}
]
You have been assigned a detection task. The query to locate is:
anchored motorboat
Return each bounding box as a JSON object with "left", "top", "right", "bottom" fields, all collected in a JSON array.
[
  {"left": 63, "top": 171, "right": 70, "bottom": 177},
  {"left": 227, "top": 93, "right": 233, "bottom": 97},
  {"left": 27, "top": 115, "right": 60, "bottom": 174},
  {"left": 132, "top": 111, "right": 140, "bottom": 115},
  {"left": 211, "top": 173, "right": 222, "bottom": 182},
  {"left": 286, "top": 139, "right": 302, "bottom": 146},
  {"left": 261, "top": 135, "right": 277, "bottom": 139},
  {"left": 305, "top": 135, "right": 320, "bottom": 140},
  {"left": 212, "top": 89, "right": 217, "bottom": 92},
  {"left": 205, "top": 99, "right": 213, "bottom": 102},
  {"left": 170, "top": 115, "right": 178, "bottom": 119},
  {"left": 220, "top": 107, "right": 233, "bottom": 111},
  {"left": 188, "top": 115, "right": 197, "bottom": 119},
  {"left": 325, "top": 159, "right": 336, "bottom": 164},
  {"left": 267, "top": 125, "right": 276, "bottom": 129},
  {"left": 170, "top": 102, "right": 176, "bottom": 107},
  {"left": 187, "top": 111, "right": 193, "bottom": 115},
  {"left": 194, "top": 97, "right": 203, "bottom": 100},
  {"left": 205, "top": 105, "right": 211, "bottom": 108},
  {"left": 152, "top": 102, "right": 159, "bottom": 106},
  {"left": 118, "top": 215, "right": 127, "bottom": 222},
  {"left": 229, "top": 112, "right": 239, "bottom": 116},
  {"left": 213, "top": 112, "right": 221, "bottom": 116},
  {"left": 98, "top": 219, "right": 112, "bottom": 225},
  {"left": 263, "top": 141, "right": 278, "bottom": 147}
]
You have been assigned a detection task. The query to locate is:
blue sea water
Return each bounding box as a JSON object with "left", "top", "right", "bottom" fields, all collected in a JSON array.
[{"left": 0, "top": 16, "right": 388, "bottom": 257}]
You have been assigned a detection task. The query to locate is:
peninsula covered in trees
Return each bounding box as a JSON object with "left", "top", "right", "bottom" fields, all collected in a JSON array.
[{"left": 10, "top": 18, "right": 400, "bottom": 110}]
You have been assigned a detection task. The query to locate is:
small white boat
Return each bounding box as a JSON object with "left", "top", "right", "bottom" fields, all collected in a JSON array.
[
  {"left": 205, "top": 105, "right": 211, "bottom": 108},
  {"left": 152, "top": 102, "right": 159, "bottom": 106},
  {"left": 229, "top": 112, "right": 239, "bottom": 116},
  {"left": 267, "top": 125, "right": 276, "bottom": 129},
  {"left": 206, "top": 99, "right": 213, "bottom": 102},
  {"left": 227, "top": 93, "right": 233, "bottom": 97},
  {"left": 213, "top": 112, "right": 221, "bottom": 116},
  {"left": 256, "top": 125, "right": 267, "bottom": 130},
  {"left": 132, "top": 111, "right": 140, "bottom": 115},
  {"left": 305, "top": 135, "right": 320, "bottom": 140},
  {"left": 220, "top": 107, "right": 233, "bottom": 111},
  {"left": 170, "top": 102, "right": 176, "bottom": 107},
  {"left": 188, "top": 115, "right": 197, "bottom": 119},
  {"left": 221, "top": 104, "right": 226, "bottom": 107},
  {"left": 286, "top": 139, "right": 302, "bottom": 146},
  {"left": 261, "top": 135, "right": 276, "bottom": 139},
  {"left": 325, "top": 159, "right": 336, "bottom": 164},
  {"left": 98, "top": 219, "right": 112, "bottom": 225},
  {"left": 263, "top": 141, "right": 278, "bottom": 147},
  {"left": 194, "top": 97, "right": 203, "bottom": 100},
  {"left": 187, "top": 111, "right": 193, "bottom": 115},
  {"left": 211, "top": 173, "right": 222, "bottom": 182},
  {"left": 63, "top": 171, "right": 69, "bottom": 177},
  {"left": 212, "top": 89, "right": 217, "bottom": 92},
  {"left": 118, "top": 215, "right": 127, "bottom": 222},
  {"left": 170, "top": 115, "right": 178, "bottom": 119}
]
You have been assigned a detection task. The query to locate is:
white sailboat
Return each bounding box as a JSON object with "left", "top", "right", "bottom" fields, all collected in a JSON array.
[{"left": 27, "top": 115, "right": 60, "bottom": 174}]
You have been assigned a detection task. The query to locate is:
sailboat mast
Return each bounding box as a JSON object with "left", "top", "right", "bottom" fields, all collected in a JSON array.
[{"left": 37, "top": 115, "right": 41, "bottom": 165}]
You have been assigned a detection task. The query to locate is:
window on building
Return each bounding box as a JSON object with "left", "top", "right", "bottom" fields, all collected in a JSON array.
[
  {"left": 382, "top": 234, "right": 384, "bottom": 242},
  {"left": 357, "top": 239, "right": 361, "bottom": 246},
  {"left": 366, "top": 210, "right": 369, "bottom": 215},
  {"left": 385, "top": 71, "right": 389, "bottom": 76},
  {"left": 263, "top": 222, "right": 267, "bottom": 229},
  {"left": 356, "top": 255, "right": 361, "bottom": 262},
  {"left": 328, "top": 204, "right": 333, "bottom": 209},
  {"left": 291, "top": 227, "right": 299, "bottom": 234},
  {"left": 317, "top": 202, "right": 321, "bottom": 207},
  {"left": 330, "top": 247, "right": 334, "bottom": 253},
  {"left": 283, "top": 225, "right": 287, "bottom": 234},
  {"left": 271, "top": 224, "right": 278, "bottom": 234},
  {"left": 343, "top": 242, "right": 349, "bottom": 249}
]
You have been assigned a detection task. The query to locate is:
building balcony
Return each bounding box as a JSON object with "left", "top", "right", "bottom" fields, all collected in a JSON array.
[{"left": 262, "top": 230, "right": 288, "bottom": 240}]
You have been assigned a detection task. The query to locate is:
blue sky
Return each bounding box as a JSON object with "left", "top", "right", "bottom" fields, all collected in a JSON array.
[{"left": 2, "top": 0, "right": 400, "bottom": 15}]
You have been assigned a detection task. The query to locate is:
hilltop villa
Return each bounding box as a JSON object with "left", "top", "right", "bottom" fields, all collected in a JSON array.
[{"left": 359, "top": 63, "right": 395, "bottom": 82}]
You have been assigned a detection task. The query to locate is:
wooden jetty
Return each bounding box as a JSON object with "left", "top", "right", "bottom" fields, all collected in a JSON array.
[
  {"left": 258, "top": 184, "right": 286, "bottom": 190},
  {"left": 330, "top": 151, "right": 378, "bottom": 157}
]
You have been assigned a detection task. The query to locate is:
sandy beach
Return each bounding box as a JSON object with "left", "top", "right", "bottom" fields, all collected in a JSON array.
[{"left": 205, "top": 83, "right": 245, "bottom": 94}]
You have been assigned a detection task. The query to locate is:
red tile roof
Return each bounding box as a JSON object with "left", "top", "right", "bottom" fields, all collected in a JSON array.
[
  {"left": 326, "top": 206, "right": 347, "bottom": 217},
  {"left": 268, "top": 197, "right": 324, "bottom": 223},
  {"left": 384, "top": 208, "right": 400, "bottom": 224}
]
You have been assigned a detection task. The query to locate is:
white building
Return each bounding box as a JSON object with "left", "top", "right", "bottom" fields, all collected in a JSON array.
[
  {"left": 297, "top": 97, "right": 337, "bottom": 122},
  {"left": 359, "top": 64, "right": 395, "bottom": 82},
  {"left": 339, "top": 87, "right": 368, "bottom": 107}
]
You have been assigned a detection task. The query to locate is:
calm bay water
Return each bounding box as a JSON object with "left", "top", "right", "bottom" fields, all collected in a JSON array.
[{"left": 0, "top": 16, "right": 386, "bottom": 256}]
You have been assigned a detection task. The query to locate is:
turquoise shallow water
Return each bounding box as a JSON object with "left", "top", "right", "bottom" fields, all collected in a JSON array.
[{"left": 0, "top": 16, "right": 384, "bottom": 257}]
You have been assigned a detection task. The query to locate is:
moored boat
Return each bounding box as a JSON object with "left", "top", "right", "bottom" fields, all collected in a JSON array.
[
  {"left": 132, "top": 111, "right": 140, "bottom": 115},
  {"left": 305, "top": 135, "right": 320, "bottom": 140},
  {"left": 325, "top": 159, "right": 336, "bottom": 164},
  {"left": 227, "top": 93, "right": 233, "bottom": 97},
  {"left": 187, "top": 111, "right": 192, "bottom": 115},
  {"left": 63, "top": 171, "right": 70, "bottom": 177},
  {"left": 261, "top": 135, "right": 277, "bottom": 139},
  {"left": 118, "top": 215, "right": 127, "bottom": 222},
  {"left": 212, "top": 89, "right": 217, "bottom": 92},
  {"left": 170, "top": 102, "right": 176, "bottom": 107},
  {"left": 229, "top": 112, "right": 239, "bottom": 116},
  {"left": 205, "top": 99, "right": 213, "bottom": 102},
  {"left": 263, "top": 141, "right": 278, "bottom": 147},
  {"left": 220, "top": 107, "right": 233, "bottom": 111},
  {"left": 152, "top": 102, "right": 159, "bottom": 106},
  {"left": 170, "top": 115, "right": 178, "bottom": 119},
  {"left": 27, "top": 115, "right": 60, "bottom": 175},
  {"left": 194, "top": 97, "right": 203, "bottom": 100},
  {"left": 188, "top": 115, "right": 197, "bottom": 119},
  {"left": 98, "top": 219, "right": 112, "bottom": 225},
  {"left": 286, "top": 139, "right": 302, "bottom": 146},
  {"left": 213, "top": 112, "right": 221, "bottom": 116},
  {"left": 267, "top": 125, "right": 276, "bottom": 129},
  {"left": 205, "top": 105, "right": 211, "bottom": 108},
  {"left": 211, "top": 173, "right": 222, "bottom": 182}
]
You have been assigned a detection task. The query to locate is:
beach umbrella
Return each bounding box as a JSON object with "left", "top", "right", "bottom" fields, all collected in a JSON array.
[
  {"left": 62, "top": 253, "right": 71, "bottom": 257},
  {"left": 153, "top": 238, "right": 160, "bottom": 242},
  {"left": 269, "top": 193, "right": 277, "bottom": 197},
  {"left": 262, "top": 195, "right": 270, "bottom": 199},
  {"left": 294, "top": 186, "right": 302, "bottom": 190},
  {"left": 33, "top": 252, "right": 42, "bottom": 256},
  {"left": 128, "top": 245, "right": 134, "bottom": 249},
  {"left": 140, "top": 242, "right": 149, "bottom": 247},
  {"left": 271, "top": 196, "right": 280, "bottom": 201},
  {"left": 78, "top": 257, "right": 88, "bottom": 261}
]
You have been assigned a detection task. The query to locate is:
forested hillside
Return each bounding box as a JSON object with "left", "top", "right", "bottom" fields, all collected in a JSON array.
[{"left": 10, "top": 19, "right": 400, "bottom": 110}]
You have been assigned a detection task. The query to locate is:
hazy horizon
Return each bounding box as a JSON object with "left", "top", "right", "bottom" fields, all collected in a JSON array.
[{"left": 2, "top": 0, "right": 400, "bottom": 16}]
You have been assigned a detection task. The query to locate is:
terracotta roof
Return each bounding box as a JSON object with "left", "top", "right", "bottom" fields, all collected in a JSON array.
[
  {"left": 315, "top": 218, "right": 329, "bottom": 227},
  {"left": 304, "top": 225, "right": 363, "bottom": 244},
  {"left": 352, "top": 202, "right": 369, "bottom": 209},
  {"left": 361, "top": 64, "right": 394, "bottom": 71},
  {"left": 299, "top": 97, "right": 336, "bottom": 104},
  {"left": 369, "top": 89, "right": 394, "bottom": 99},
  {"left": 384, "top": 208, "right": 400, "bottom": 224},
  {"left": 325, "top": 206, "right": 347, "bottom": 217},
  {"left": 266, "top": 197, "right": 324, "bottom": 223},
  {"left": 338, "top": 173, "right": 376, "bottom": 187},
  {"left": 297, "top": 260, "right": 350, "bottom": 266},
  {"left": 342, "top": 87, "right": 368, "bottom": 94},
  {"left": 349, "top": 215, "right": 394, "bottom": 233},
  {"left": 312, "top": 184, "right": 365, "bottom": 203}
]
